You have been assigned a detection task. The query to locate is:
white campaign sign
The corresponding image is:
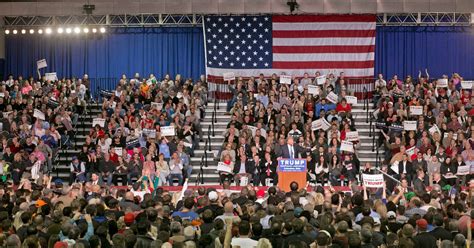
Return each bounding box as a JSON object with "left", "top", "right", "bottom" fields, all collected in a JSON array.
[
  {"left": 161, "top": 126, "right": 176, "bottom": 136},
  {"left": 321, "top": 118, "right": 331, "bottom": 131},
  {"left": 45, "top": 72, "right": 58, "bottom": 81},
  {"left": 326, "top": 91, "right": 338, "bottom": 104},
  {"left": 316, "top": 75, "right": 326, "bottom": 85},
  {"left": 346, "top": 131, "right": 359, "bottom": 142},
  {"left": 345, "top": 96, "right": 357, "bottom": 105},
  {"left": 217, "top": 162, "right": 233, "bottom": 173},
  {"left": 362, "top": 174, "right": 384, "bottom": 188},
  {"left": 33, "top": 109, "right": 45, "bottom": 120},
  {"left": 406, "top": 146, "right": 416, "bottom": 157},
  {"left": 37, "top": 59, "right": 47, "bottom": 69},
  {"left": 307, "top": 85, "right": 320, "bottom": 95},
  {"left": 410, "top": 106, "right": 423, "bottom": 115},
  {"left": 436, "top": 78, "right": 448, "bottom": 88},
  {"left": 429, "top": 124, "right": 441, "bottom": 135},
  {"left": 461, "top": 81, "right": 473, "bottom": 89},
  {"left": 457, "top": 165, "right": 470, "bottom": 175},
  {"left": 280, "top": 75, "right": 292, "bottom": 85},
  {"left": 403, "top": 121, "right": 417, "bottom": 131},
  {"left": 311, "top": 120, "right": 322, "bottom": 131},
  {"left": 114, "top": 147, "right": 123, "bottom": 155},
  {"left": 340, "top": 140, "right": 354, "bottom": 153},
  {"left": 151, "top": 102, "right": 163, "bottom": 110},
  {"left": 92, "top": 118, "right": 106, "bottom": 128},
  {"left": 223, "top": 72, "right": 235, "bottom": 81}
]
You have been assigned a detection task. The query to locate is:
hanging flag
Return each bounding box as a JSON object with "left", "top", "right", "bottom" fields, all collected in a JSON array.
[{"left": 204, "top": 15, "right": 376, "bottom": 100}]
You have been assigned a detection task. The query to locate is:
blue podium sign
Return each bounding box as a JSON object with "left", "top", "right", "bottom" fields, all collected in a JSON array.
[{"left": 278, "top": 159, "right": 307, "bottom": 172}]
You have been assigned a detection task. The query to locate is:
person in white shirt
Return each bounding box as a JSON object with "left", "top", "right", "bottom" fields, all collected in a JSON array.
[{"left": 231, "top": 220, "right": 258, "bottom": 248}]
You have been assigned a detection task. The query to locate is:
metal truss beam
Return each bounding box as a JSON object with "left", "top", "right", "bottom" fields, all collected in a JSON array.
[
  {"left": 3, "top": 14, "right": 202, "bottom": 27},
  {"left": 377, "top": 13, "right": 472, "bottom": 26},
  {"left": 2, "top": 13, "right": 472, "bottom": 28}
]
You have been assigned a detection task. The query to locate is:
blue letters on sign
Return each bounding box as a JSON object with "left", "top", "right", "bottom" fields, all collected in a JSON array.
[{"left": 278, "top": 159, "right": 307, "bottom": 172}]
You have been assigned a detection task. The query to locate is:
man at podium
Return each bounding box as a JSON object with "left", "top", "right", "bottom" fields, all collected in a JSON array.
[{"left": 278, "top": 136, "right": 303, "bottom": 159}]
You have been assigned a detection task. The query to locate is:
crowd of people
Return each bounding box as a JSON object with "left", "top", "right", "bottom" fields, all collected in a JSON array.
[{"left": 0, "top": 69, "right": 471, "bottom": 248}]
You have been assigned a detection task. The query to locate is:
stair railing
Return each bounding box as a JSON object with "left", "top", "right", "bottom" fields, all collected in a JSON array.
[
  {"left": 363, "top": 87, "right": 369, "bottom": 123},
  {"left": 207, "top": 125, "right": 212, "bottom": 152},
  {"left": 372, "top": 120, "right": 376, "bottom": 152}
]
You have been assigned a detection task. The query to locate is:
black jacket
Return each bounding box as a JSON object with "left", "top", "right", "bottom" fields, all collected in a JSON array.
[
  {"left": 413, "top": 232, "right": 437, "bottom": 248},
  {"left": 233, "top": 160, "right": 256, "bottom": 174}
]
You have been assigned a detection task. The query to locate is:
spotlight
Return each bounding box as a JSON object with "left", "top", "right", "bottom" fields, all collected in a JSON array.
[
  {"left": 92, "top": 28, "right": 97, "bottom": 33},
  {"left": 29, "top": 29, "right": 35, "bottom": 34},
  {"left": 74, "top": 27, "right": 80, "bottom": 34},
  {"left": 12, "top": 29, "right": 17, "bottom": 34},
  {"left": 21, "top": 29, "right": 26, "bottom": 34},
  {"left": 57, "top": 27, "right": 64, "bottom": 34},
  {"left": 45, "top": 28, "right": 52, "bottom": 34},
  {"left": 4, "top": 30, "right": 9, "bottom": 35},
  {"left": 66, "top": 28, "right": 72, "bottom": 34},
  {"left": 83, "top": 27, "right": 89, "bottom": 33},
  {"left": 38, "top": 29, "right": 43, "bottom": 34},
  {"left": 99, "top": 27, "right": 106, "bottom": 33}
]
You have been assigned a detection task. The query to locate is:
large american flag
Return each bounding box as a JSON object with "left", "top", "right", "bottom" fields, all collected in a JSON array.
[{"left": 204, "top": 15, "right": 376, "bottom": 100}]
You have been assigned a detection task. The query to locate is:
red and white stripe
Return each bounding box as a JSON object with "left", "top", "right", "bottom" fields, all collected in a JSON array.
[
  {"left": 271, "top": 15, "right": 375, "bottom": 78},
  {"left": 208, "top": 15, "right": 376, "bottom": 100}
]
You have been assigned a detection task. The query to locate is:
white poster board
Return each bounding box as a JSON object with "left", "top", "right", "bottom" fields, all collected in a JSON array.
[
  {"left": 114, "top": 147, "right": 123, "bottom": 155},
  {"left": 410, "top": 106, "right": 423, "bottom": 115},
  {"left": 223, "top": 72, "right": 235, "bottom": 81},
  {"left": 345, "top": 96, "right": 357, "bottom": 105},
  {"left": 403, "top": 121, "right": 417, "bottom": 131},
  {"left": 161, "top": 126, "right": 176, "bottom": 136},
  {"left": 326, "top": 92, "right": 338, "bottom": 104},
  {"left": 346, "top": 131, "right": 359, "bottom": 142},
  {"left": 33, "top": 109, "right": 45, "bottom": 120},
  {"left": 436, "top": 78, "right": 448, "bottom": 88},
  {"left": 312, "top": 118, "right": 331, "bottom": 131},
  {"left": 457, "top": 165, "right": 470, "bottom": 176},
  {"left": 151, "top": 102, "right": 163, "bottom": 110},
  {"left": 390, "top": 161, "right": 399, "bottom": 174},
  {"left": 362, "top": 174, "right": 384, "bottom": 188},
  {"left": 280, "top": 75, "right": 292, "bottom": 85},
  {"left": 340, "top": 140, "right": 354, "bottom": 153},
  {"left": 37, "top": 59, "right": 47, "bottom": 69},
  {"left": 307, "top": 85, "right": 320, "bottom": 95},
  {"left": 45, "top": 72, "right": 58, "bottom": 81},
  {"left": 461, "top": 81, "right": 473, "bottom": 89},
  {"left": 316, "top": 75, "right": 326, "bottom": 85},
  {"left": 183, "top": 142, "right": 193, "bottom": 148},
  {"left": 0, "top": 93, "right": 4, "bottom": 98},
  {"left": 143, "top": 129, "right": 157, "bottom": 138},
  {"left": 92, "top": 118, "right": 106, "bottom": 127},
  {"left": 217, "top": 162, "right": 233, "bottom": 173},
  {"left": 429, "top": 124, "right": 441, "bottom": 135}
]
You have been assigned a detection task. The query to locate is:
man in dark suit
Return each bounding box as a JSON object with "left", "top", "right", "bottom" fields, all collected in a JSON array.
[
  {"left": 280, "top": 136, "right": 302, "bottom": 159},
  {"left": 412, "top": 152, "right": 429, "bottom": 185},
  {"left": 233, "top": 153, "right": 256, "bottom": 186},
  {"left": 398, "top": 154, "right": 414, "bottom": 185},
  {"left": 413, "top": 169, "right": 427, "bottom": 196},
  {"left": 260, "top": 152, "right": 278, "bottom": 186}
]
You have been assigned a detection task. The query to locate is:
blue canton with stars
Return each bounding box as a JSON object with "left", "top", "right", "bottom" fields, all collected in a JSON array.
[{"left": 204, "top": 15, "right": 273, "bottom": 69}]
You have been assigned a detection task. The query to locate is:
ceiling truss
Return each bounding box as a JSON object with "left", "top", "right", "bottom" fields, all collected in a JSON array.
[{"left": 2, "top": 13, "right": 472, "bottom": 28}]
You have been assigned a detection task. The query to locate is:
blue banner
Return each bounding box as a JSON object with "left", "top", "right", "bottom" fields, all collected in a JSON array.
[{"left": 278, "top": 159, "right": 307, "bottom": 172}]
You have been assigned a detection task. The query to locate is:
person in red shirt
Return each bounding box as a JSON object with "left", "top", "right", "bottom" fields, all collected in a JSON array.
[{"left": 336, "top": 98, "right": 352, "bottom": 114}]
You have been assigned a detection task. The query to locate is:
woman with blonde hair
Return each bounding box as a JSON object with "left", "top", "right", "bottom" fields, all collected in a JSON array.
[{"left": 156, "top": 153, "right": 169, "bottom": 186}]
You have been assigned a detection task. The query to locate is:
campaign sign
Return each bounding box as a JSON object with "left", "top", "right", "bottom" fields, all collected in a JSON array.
[
  {"left": 278, "top": 159, "right": 307, "bottom": 172},
  {"left": 362, "top": 174, "right": 384, "bottom": 188}
]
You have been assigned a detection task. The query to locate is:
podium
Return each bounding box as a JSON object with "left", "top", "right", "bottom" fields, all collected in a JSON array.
[{"left": 277, "top": 158, "right": 307, "bottom": 192}]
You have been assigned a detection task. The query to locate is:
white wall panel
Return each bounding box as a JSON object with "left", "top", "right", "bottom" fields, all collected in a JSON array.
[
  {"left": 218, "top": 0, "right": 245, "bottom": 13},
  {"left": 323, "top": 0, "right": 351, "bottom": 13},
  {"left": 0, "top": 3, "right": 13, "bottom": 16},
  {"left": 404, "top": 0, "right": 430, "bottom": 12},
  {"left": 165, "top": 0, "right": 192, "bottom": 14},
  {"left": 377, "top": 0, "right": 405, "bottom": 13},
  {"left": 244, "top": 0, "right": 271, "bottom": 14},
  {"left": 429, "top": 0, "right": 456, "bottom": 12},
  {"left": 192, "top": 0, "right": 219, "bottom": 14},
  {"left": 351, "top": 0, "right": 377, "bottom": 13},
  {"left": 297, "top": 0, "right": 325, "bottom": 13},
  {"left": 1, "top": 0, "right": 474, "bottom": 17}
]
